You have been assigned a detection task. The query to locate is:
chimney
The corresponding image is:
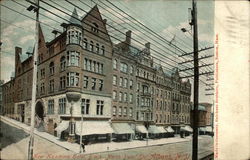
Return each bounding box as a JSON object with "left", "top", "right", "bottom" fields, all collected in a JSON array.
[
  {"left": 103, "top": 19, "right": 107, "bottom": 25},
  {"left": 125, "top": 30, "right": 132, "bottom": 45},
  {"left": 15, "top": 47, "right": 22, "bottom": 71},
  {"left": 145, "top": 42, "right": 150, "bottom": 54}
]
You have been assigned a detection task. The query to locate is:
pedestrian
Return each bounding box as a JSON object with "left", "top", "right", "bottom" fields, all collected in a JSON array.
[{"left": 81, "top": 143, "right": 85, "bottom": 152}]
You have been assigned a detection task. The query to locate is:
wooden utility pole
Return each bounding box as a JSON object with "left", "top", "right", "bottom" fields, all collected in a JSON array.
[
  {"left": 28, "top": 0, "right": 39, "bottom": 159},
  {"left": 192, "top": 0, "right": 199, "bottom": 159}
]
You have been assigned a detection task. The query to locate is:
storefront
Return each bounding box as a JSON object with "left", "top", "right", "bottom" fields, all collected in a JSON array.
[
  {"left": 111, "top": 123, "right": 134, "bottom": 141},
  {"left": 157, "top": 126, "right": 168, "bottom": 138},
  {"left": 135, "top": 124, "right": 148, "bottom": 140},
  {"left": 180, "top": 125, "right": 193, "bottom": 137},
  {"left": 166, "top": 126, "right": 175, "bottom": 137},
  {"left": 55, "top": 121, "right": 69, "bottom": 140},
  {"left": 75, "top": 120, "right": 114, "bottom": 144},
  {"left": 148, "top": 125, "right": 161, "bottom": 139}
]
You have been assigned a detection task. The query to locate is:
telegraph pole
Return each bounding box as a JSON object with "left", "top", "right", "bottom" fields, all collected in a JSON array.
[
  {"left": 192, "top": 0, "right": 199, "bottom": 159},
  {"left": 28, "top": 0, "right": 39, "bottom": 159}
]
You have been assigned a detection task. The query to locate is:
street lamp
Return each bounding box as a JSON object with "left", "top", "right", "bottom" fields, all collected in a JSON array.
[{"left": 145, "top": 108, "right": 151, "bottom": 146}]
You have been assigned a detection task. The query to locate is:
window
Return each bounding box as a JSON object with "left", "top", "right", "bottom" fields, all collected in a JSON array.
[
  {"left": 48, "top": 100, "right": 54, "bottom": 114},
  {"left": 49, "top": 62, "right": 54, "bottom": 75},
  {"left": 118, "top": 107, "right": 122, "bottom": 116},
  {"left": 96, "top": 43, "right": 99, "bottom": 54},
  {"left": 113, "top": 59, "right": 117, "bottom": 69},
  {"left": 124, "top": 78, "right": 128, "bottom": 88},
  {"left": 113, "top": 75, "right": 117, "bottom": 85},
  {"left": 91, "top": 23, "right": 99, "bottom": 33},
  {"left": 130, "top": 66, "right": 133, "bottom": 74},
  {"left": 83, "top": 76, "right": 88, "bottom": 88},
  {"left": 129, "top": 80, "right": 133, "bottom": 89},
  {"left": 84, "top": 58, "right": 103, "bottom": 74},
  {"left": 83, "top": 38, "right": 88, "bottom": 49},
  {"left": 113, "top": 106, "right": 117, "bottom": 116},
  {"left": 137, "top": 83, "right": 140, "bottom": 92},
  {"left": 49, "top": 79, "right": 54, "bottom": 93},
  {"left": 129, "top": 94, "right": 133, "bottom": 103},
  {"left": 41, "top": 68, "right": 45, "bottom": 79},
  {"left": 96, "top": 100, "right": 104, "bottom": 115},
  {"left": 99, "top": 79, "right": 103, "bottom": 91},
  {"left": 101, "top": 45, "right": 105, "bottom": 55},
  {"left": 120, "top": 63, "right": 128, "bottom": 73},
  {"left": 67, "top": 29, "right": 82, "bottom": 44},
  {"left": 123, "top": 93, "right": 127, "bottom": 102},
  {"left": 67, "top": 51, "right": 80, "bottom": 66},
  {"left": 59, "top": 98, "right": 66, "bottom": 114},
  {"left": 91, "top": 78, "right": 96, "bottom": 90},
  {"left": 119, "top": 77, "right": 123, "bottom": 87},
  {"left": 81, "top": 99, "right": 90, "bottom": 114},
  {"left": 123, "top": 107, "right": 127, "bottom": 117},
  {"left": 129, "top": 108, "right": 132, "bottom": 117},
  {"left": 60, "top": 56, "right": 66, "bottom": 71},
  {"left": 60, "top": 76, "right": 66, "bottom": 90},
  {"left": 119, "top": 92, "right": 122, "bottom": 102},
  {"left": 67, "top": 72, "right": 79, "bottom": 87},
  {"left": 40, "top": 83, "right": 45, "bottom": 94},
  {"left": 113, "top": 91, "right": 117, "bottom": 100},
  {"left": 90, "top": 41, "right": 94, "bottom": 52}
]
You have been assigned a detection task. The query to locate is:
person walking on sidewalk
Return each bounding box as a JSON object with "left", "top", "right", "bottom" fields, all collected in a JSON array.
[{"left": 81, "top": 143, "right": 85, "bottom": 152}]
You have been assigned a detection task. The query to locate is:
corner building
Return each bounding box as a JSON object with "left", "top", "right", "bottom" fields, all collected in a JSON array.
[{"left": 2, "top": 6, "right": 192, "bottom": 143}]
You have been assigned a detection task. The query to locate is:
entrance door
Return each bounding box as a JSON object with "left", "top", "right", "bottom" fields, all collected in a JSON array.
[{"left": 21, "top": 104, "right": 25, "bottom": 122}]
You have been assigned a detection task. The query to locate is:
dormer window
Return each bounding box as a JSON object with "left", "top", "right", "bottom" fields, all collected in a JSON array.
[{"left": 91, "top": 23, "right": 99, "bottom": 33}]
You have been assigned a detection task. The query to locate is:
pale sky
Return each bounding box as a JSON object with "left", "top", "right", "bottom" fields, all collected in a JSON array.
[{"left": 0, "top": 0, "right": 214, "bottom": 103}]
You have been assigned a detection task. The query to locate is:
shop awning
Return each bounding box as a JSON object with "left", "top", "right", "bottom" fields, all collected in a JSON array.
[
  {"left": 135, "top": 124, "right": 148, "bottom": 134},
  {"left": 199, "top": 127, "right": 206, "bottom": 132},
  {"left": 157, "top": 126, "right": 167, "bottom": 133},
  {"left": 112, "top": 123, "right": 134, "bottom": 134},
  {"left": 206, "top": 126, "right": 213, "bottom": 132},
  {"left": 184, "top": 125, "right": 193, "bottom": 132},
  {"left": 166, "top": 126, "right": 175, "bottom": 133},
  {"left": 55, "top": 121, "right": 69, "bottom": 133},
  {"left": 148, "top": 125, "right": 161, "bottom": 134},
  {"left": 75, "top": 121, "right": 114, "bottom": 136},
  {"left": 181, "top": 125, "right": 193, "bottom": 132}
]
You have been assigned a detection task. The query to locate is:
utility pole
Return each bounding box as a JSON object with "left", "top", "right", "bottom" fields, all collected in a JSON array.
[
  {"left": 27, "top": 0, "right": 39, "bottom": 159},
  {"left": 192, "top": 0, "right": 199, "bottom": 159}
]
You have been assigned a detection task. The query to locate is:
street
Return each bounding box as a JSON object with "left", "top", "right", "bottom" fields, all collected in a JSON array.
[{"left": 1, "top": 119, "right": 213, "bottom": 160}]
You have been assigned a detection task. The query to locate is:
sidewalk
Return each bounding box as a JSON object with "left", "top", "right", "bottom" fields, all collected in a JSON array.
[{"left": 1, "top": 116, "right": 209, "bottom": 155}]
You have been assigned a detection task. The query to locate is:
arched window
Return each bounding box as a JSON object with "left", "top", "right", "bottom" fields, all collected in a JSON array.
[
  {"left": 49, "top": 62, "right": 54, "bottom": 75},
  {"left": 60, "top": 56, "right": 66, "bottom": 71},
  {"left": 83, "top": 38, "right": 88, "bottom": 50},
  {"left": 90, "top": 41, "right": 94, "bottom": 52},
  {"left": 113, "top": 59, "right": 117, "bottom": 69},
  {"left": 101, "top": 45, "right": 105, "bottom": 55},
  {"left": 113, "top": 106, "right": 117, "bottom": 116},
  {"left": 96, "top": 43, "right": 99, "bottom": 54}
]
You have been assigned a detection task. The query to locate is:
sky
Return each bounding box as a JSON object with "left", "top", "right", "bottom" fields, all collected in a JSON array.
[{"left": 0, "top": 0, "right": 214, "bottom": 103}]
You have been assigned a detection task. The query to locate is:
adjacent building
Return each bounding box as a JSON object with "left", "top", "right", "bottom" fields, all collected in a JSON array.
[{"left": 2, "top": 6, "right": 192, "bottom": 143}]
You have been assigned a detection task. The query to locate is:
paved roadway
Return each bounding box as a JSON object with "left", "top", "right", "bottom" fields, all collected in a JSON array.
[{"left": 0, "top": 121, "right": 213, "bottom": 160}]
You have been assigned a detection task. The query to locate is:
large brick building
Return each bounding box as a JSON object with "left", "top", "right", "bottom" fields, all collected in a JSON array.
[{"left": 2, "top": 6, "right": 192, "bottom": 143}]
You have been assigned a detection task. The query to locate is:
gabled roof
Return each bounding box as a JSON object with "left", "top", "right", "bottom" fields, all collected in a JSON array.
[{"left": 69, "top": 8, "right": 81, "bottom": 26}]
